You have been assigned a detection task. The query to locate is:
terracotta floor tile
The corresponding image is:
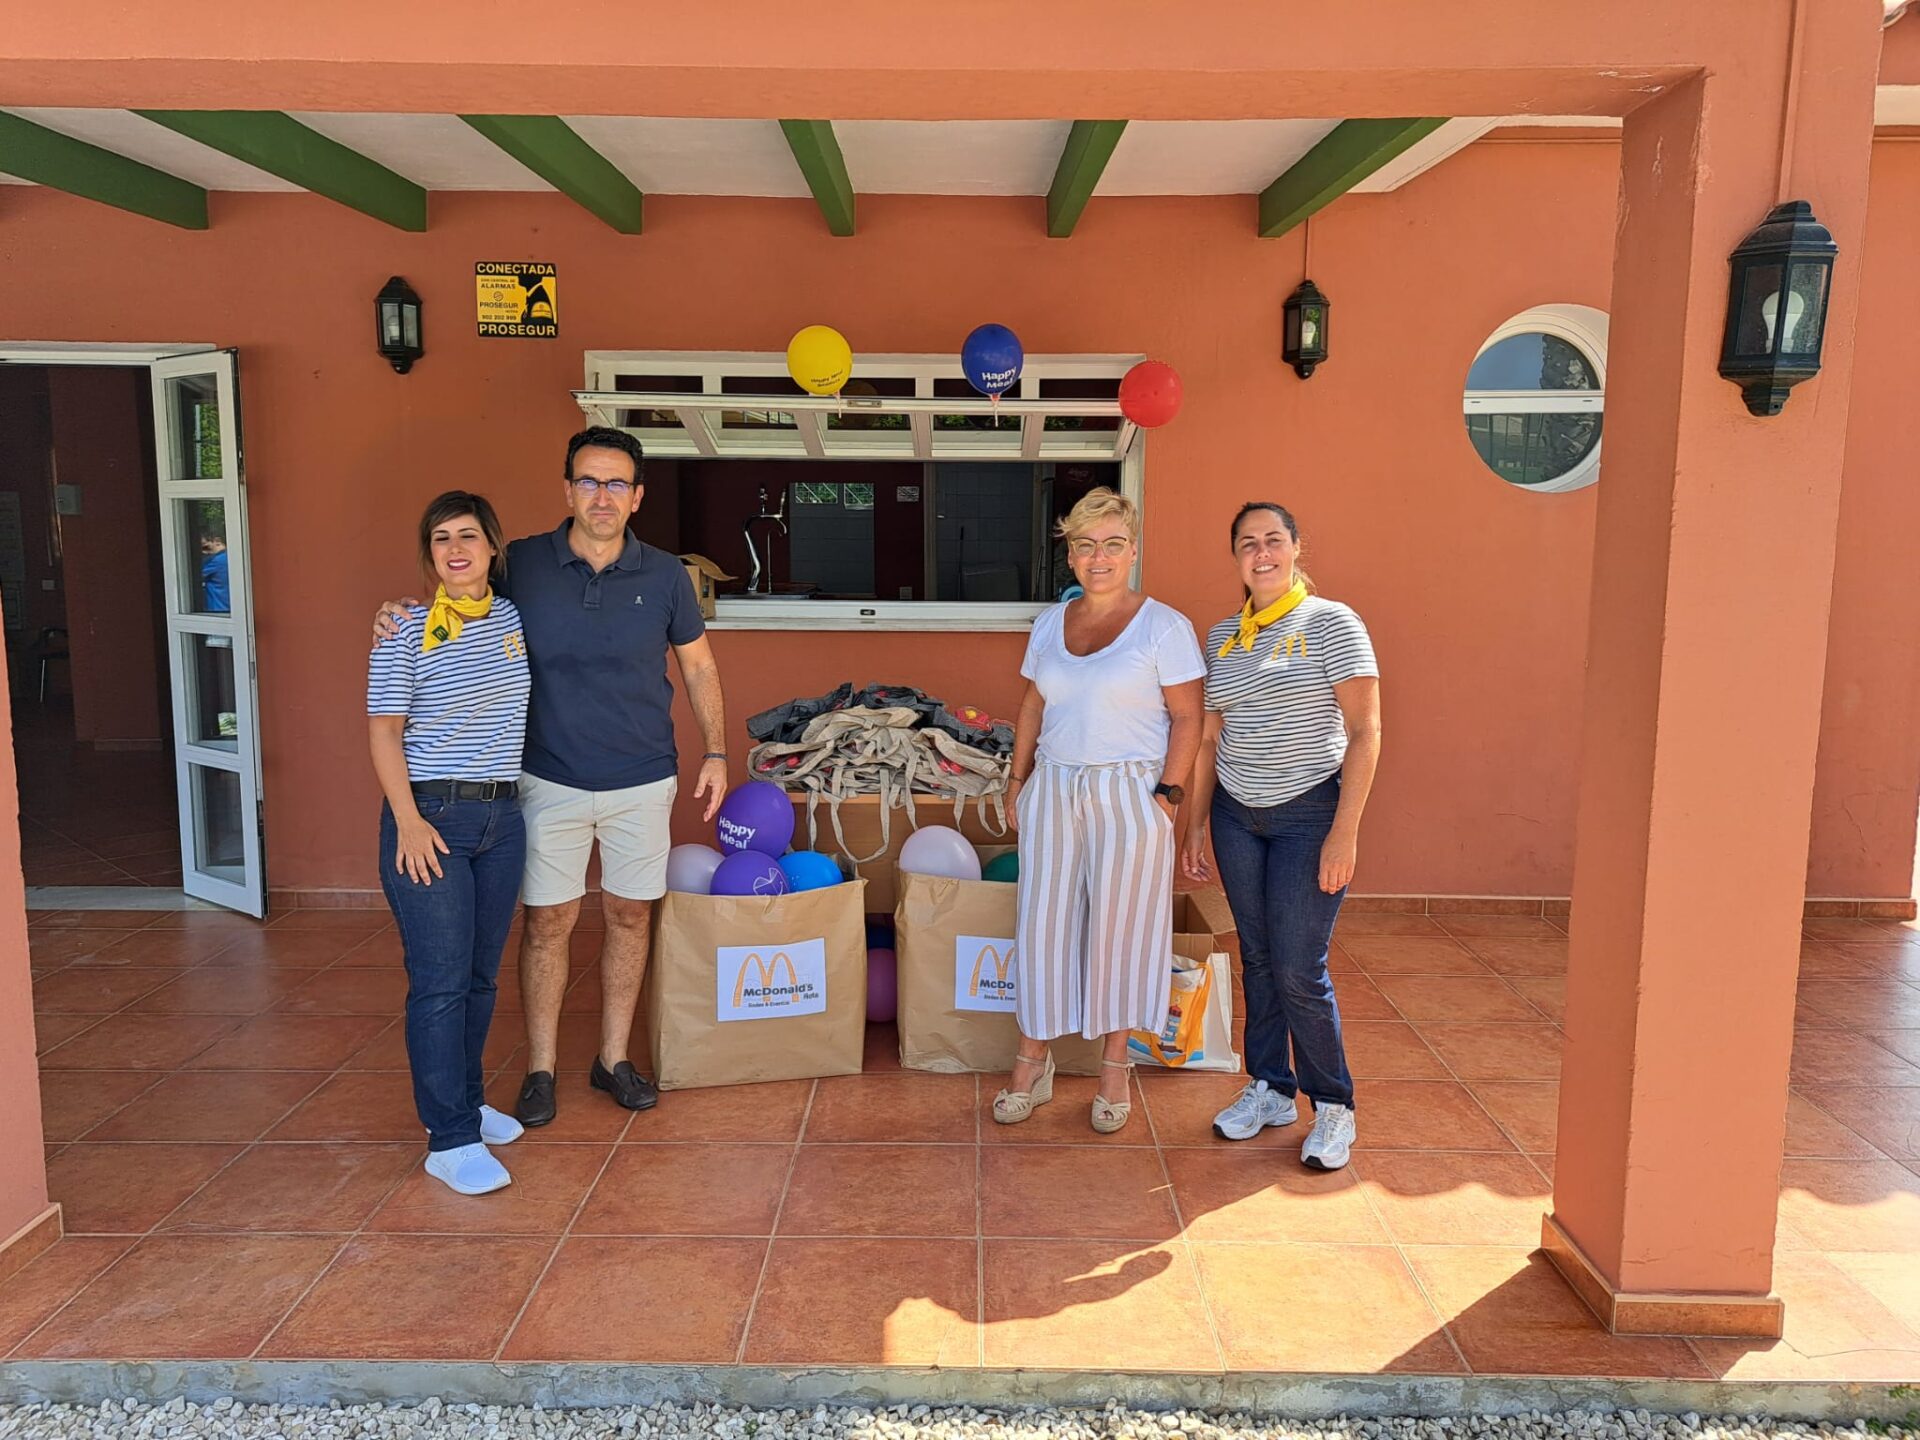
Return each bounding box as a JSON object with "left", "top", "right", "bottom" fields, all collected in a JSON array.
[
  {"left": 1467, "top": 1082, "right": 1560, "bottom": 1153},
  {"left": 142, "top": 910, "right": 261, "bottom": 933},
  {"left": 1795, "top": 945, "right": 1879, "bottom": 980},
  {"left": 983, "top": 1146, "right": 1181, "bottom": 1241},
  {"left": 1145, "top": 1072, "right": 1307, "bottom": 1151},
  {"left": 131, "top": 967, "right": 326, "bottom": 1016},
  {"left": 33, "top": 1013, "right": 102, "bottom": 1054},
  {"left": 45, "top": 1141, "right": 244, "bottom": 1234},
  {"left": 162, "top": 1143, "right": 419, "bottom": 1233},
  {"left": 1334, "top": 914, "right": 1450, "bottom": 939},
  {"left": 1349, "top": 1080, "right": 1516, "bottom": 1152},
  {"left": 1871, "top": 1030, "right": 1920, "bottom": 1068},
  {"left": 1790, "top": 1031, "right": 1920, "bottom": 1086},
  {"left": 187, "top": 1013, "right": 390, "bottom": 1070},
  {"left": 0, "top": 1237, "right": 134, "bottom": 1353},
  {"left": 37, "top": 1070, "right": 159, "bottom": 1142},
  {"left": 1373, "top": 976, "right": 1544, "bottom": 1023},
  {"left": 273, "top": 966, "right": 410, "bottom": 1016},
  {"left": 1328, "top": 974, "right": 1403, "bottom": 1022},
  {"left": 1192, "top": 1241, "right": 1459, "bottom": 1373},
  {"left": 331, "top": 931, "right": 406, "bottom": 967},
  {"left": 28, "top": 928, "right": 143, "bottom": 966},
  {"left": 1435, "top": 916, "right": 1565, "bottom": 940},
  {"left": 1416, "top": 1023, "right": 1563, "bottom": 1082},
  {"left": 1355, "top": 1151, "right": 1552, "bottom": 1246},
  {"left": 86, "top": 929, "right": 241, "bottom": 966},
  {"left": 32, "top": 910, "right": 172, "bottom": 930},
  {"left": 31, "top": 966, "right": 189, "bottom": 1013},
  {"left": 574, "top": 1142, "right": 791, "bottom": 1235},
  {"left": 1162, "top": 1147, "right": 1386, "bottom": 1243},
  {"left": 1340, "top": 937, "right": 1490, "bottom": 978},
  {"left": 1343, "top": 1022, "right": 1449, "bottom": 1080},
  {"left": 1777, "top": 1159, "right": 1920, "bottom": 1251},
  {"left": 1505, "top": 977, "right": 1567, "bottom": 1025},
  {"left": 1826, "top": 1250, "right": 1920, "bottom": 1338},
  {"left": 267, "top": 1071, "right": 426, "bottom": 1142},
  {"left": 369, "top": 1142, "right": 609, "bottom": 1235},
  {"left": 1691, "top": 1252, "right": 1920, "bottom": 1381},
  {"left": 1798, "top": 982, "right": 1920, "bottom": 1030},
  {"left": 1403, "top": 1245, "right": 1708, "bottom": 1377},
  {"left": 270, "top": 909, "right": 390, "bottom": 934},
  {"left": 981, "top": 1072, "right": 1152, "bottom": 1146},
  {"left": 16, "top": 1234, "right": 341, "bottom": 1359},
  {"left": 1792, "top": 1089, "right": 1910, "bottom": 1159},
  {"left": 40, "top": 1013, "right": 241, "bottom": 1071},
  {"left": 1805, "top": 919, "right": 1911, "bottom": 943},
  {"left": 1845, "top": 947, "right": 1920, "bottom": 985},
  {"left": 86, "top": 1071, "right": 325, "bottom": 1143},
  {"left": 202, "top": 929, "right": 371, "bottom": 968},
  {"left": 1461, "top": 938, "right": 1570, "bottom": 976},
  {"left": 783, "top": 1145, "right": 976, "bottom": 1237},
  {"left": 862, "top": 1022, "right": 905, "bottom": 1073},
  {"left": 743, "top": 1237, "right": 979, "bottom": 1366},
  {"left": 619, "top": 1079, "right": 812, "bottom": 1142},
  {"left": 501, "top": 1236, "right": 766, "bottom": 1362},
  {"left": 262, "top": 1234, "right": 550, "bottom": 1359},
  {"left": 805, "top": 1072, "right": 977, "bottom": 1143},
  {"left": 982, "top": 1239, "right": 1217, "bottom": 1372}
]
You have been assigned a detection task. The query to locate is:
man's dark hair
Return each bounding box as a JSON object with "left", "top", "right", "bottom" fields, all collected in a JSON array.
[{"left": 564, "top": 426, "right": 645, "bottom": 483}]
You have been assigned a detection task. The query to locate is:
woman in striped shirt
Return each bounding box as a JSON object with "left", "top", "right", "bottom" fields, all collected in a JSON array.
[
  {"left": 1180, "top": 502, "right": 1382, "bottom": 1170},
  {"left": 368, "top": 491, "right": 532, "bottom": 1196}
]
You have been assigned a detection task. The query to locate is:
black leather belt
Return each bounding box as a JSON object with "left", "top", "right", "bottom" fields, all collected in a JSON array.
[{"left": 412, "top": 779, "right": 518, "bottom": 802}]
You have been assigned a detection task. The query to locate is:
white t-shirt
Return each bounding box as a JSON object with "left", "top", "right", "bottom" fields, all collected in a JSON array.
[{"left": 1021, "top": 598, "right": 1207, "bottom": 767}]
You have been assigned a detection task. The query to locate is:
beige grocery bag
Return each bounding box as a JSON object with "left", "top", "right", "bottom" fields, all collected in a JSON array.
[{"left": 647, "top": 879, "right": 869, "bottom": 1089}]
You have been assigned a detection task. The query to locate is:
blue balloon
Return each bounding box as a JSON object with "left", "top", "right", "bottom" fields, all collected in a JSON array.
[
  {"left": 780, "top": 849, "right": 844, "bottom": 892},
  {"left": 961, "top": 323, "right": 1024, "bottom": 398}
]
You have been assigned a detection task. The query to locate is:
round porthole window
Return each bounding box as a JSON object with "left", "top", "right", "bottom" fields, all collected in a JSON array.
[{"left": 1462, "top": 304, "right": 1609, "bottom": 493}]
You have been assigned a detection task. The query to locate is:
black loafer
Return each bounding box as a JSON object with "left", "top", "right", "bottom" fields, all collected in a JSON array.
[
  {"left": 590, "top": 1057, "right": 659, "bottom": 1112},
  {"left": 515, "top": 1070, "right": 557, "bottom": 1128}
]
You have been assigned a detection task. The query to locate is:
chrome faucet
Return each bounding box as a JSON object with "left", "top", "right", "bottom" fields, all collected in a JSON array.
[{"left": 742, "top": 485, "right": 789, "bottom": 596}]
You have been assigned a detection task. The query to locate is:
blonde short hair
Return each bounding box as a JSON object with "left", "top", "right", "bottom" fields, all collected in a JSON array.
[{"left": 1054, "top": 486, "right": 1139, "bottom": 543}]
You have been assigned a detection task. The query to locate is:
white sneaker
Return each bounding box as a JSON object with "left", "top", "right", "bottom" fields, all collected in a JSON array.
[
  {"left": 1301, "top": 1101, "right": 1356, "bottom": 1170},
  {"left": 1211, "top": 1079, "right": 1299, "bottom": 1140},
  {"left": 424, "top": 1142, "right": 511, "bottom": 1196},
  {"left": 479, "top": 1104, "right": 524, "bottom": 1146}
]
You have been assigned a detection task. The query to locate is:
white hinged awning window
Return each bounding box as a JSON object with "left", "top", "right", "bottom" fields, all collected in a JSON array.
[{"left": 575, "top": 351, "right": 1140, "bottom": 463}]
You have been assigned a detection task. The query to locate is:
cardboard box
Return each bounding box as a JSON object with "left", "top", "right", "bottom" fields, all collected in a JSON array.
[
  {"left": 788, "top": 792, "right": 1009, "bottom": 913},
  {"left": 680, "top": 553, "right": 733, "bottom": 621}
]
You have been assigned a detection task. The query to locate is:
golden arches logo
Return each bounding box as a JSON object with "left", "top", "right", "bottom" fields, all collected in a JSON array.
[
  {"left": 967, "top": 943, "right": 1015, "bottom": 999},
  {"left": 503, "top": 631, "right": 527, "bottom": 660},
  {"left": 1269, "top": 632, "right": 1308, "bottom": 661},
  {"left": 733, "top": 950, "right": 802, "bottom": 1007}
]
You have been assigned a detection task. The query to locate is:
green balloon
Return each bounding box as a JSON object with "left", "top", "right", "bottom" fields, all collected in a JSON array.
[{"left": 981, "top": 851, "right": 1020, "bottom": 883}]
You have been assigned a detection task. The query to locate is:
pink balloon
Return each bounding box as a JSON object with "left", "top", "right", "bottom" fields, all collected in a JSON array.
[
  {"left": 867, "top": 947, "right": 897, "bottom": 1023},
  {"left": 898, "top": 825, "right": 982, "bottom": 882}
]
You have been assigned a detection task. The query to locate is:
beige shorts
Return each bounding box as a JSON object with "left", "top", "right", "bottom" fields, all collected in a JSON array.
[{"left": 519, "top": 773, "right": 679, "bottom": 906}]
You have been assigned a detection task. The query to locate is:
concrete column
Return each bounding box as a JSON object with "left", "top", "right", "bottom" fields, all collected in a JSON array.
[{"left": 1548, "top": 2, "right": 1881, "bottom": 1336}]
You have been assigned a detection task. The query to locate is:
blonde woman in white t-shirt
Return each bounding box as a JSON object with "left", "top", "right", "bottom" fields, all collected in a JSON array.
[
  {"left": 1180, "top": 502, "right": 1382, "bottom": 1171},
  {"left": 994, "top": 488, "right": 1206, "bottom": 1134}
]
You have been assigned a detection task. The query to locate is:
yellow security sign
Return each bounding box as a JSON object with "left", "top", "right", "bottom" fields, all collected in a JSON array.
[{"left": 475, "top": 262, "right": 558, "bottom": 338}]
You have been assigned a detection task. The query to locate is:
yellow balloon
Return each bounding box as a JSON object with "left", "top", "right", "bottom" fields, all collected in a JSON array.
[{"left": 787, "top": 325, "right": 853, "bottom": 397}]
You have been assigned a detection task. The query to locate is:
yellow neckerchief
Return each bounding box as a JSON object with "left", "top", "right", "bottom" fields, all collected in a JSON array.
[
  {"left": 1218, "top": 579, "right": 1308, "bottom": 658},
  {"left": 421, "top": 585, "right": 493, "bottom": 653}
]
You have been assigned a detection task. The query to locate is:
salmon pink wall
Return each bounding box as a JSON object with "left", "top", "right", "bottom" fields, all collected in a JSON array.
[{"left": 0, "top": 138, "right": 1913, "bottom": 900}]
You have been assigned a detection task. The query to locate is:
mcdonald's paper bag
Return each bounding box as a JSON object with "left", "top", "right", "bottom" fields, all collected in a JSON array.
[
  {"left": 647, "top": 879, "right": 868, "bottom": 1090},
  {"left": 894, "top": 865, "right": 1101, "bottom": 1076}
]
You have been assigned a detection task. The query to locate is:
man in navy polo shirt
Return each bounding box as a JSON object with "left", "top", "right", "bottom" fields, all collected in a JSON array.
[{"left": 377, "top": 427, "right": 729, "bottom": 1125}]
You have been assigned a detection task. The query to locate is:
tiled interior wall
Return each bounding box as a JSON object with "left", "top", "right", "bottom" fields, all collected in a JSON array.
[{"left": 934, "top": 464, "right": 1034, "bottom": 602}]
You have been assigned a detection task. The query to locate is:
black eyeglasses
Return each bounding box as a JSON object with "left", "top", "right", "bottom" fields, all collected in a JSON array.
[{"left": 569, "top": 478, "right": 635, "bottom": 497}]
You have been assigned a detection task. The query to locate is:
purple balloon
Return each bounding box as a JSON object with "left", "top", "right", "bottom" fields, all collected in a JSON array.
[
  {"left": 867, "top": 946, "right": 897, "bottom": 1023},
  {"left": 716, "top": 779, "right": 797, "bottom": 856},
  {"left": 710, "top": 849, "right": 790, "bottom": 899}
]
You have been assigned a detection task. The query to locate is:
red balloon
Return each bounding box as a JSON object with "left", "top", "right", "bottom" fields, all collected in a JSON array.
[{"left": 1119, "top": 360, "right": 1183, "bottom": 427}]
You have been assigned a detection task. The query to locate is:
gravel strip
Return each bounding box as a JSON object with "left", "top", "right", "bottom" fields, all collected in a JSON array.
[{"left": 2, "top": 1401, "right": 1914, "bottom": 1440}]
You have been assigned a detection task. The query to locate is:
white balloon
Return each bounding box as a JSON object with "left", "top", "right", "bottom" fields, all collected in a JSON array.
[
  {"left": 665, "top": 843, "right": 726, "bottom": 894},
  {"left": 898, "top": 825, "right": 983, "bottom": 882}
]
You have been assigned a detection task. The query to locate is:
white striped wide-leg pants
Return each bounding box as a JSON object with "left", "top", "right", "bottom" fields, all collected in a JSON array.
[{"left": 1014, "top": 758, "right": 1176, "bottom": 1041}]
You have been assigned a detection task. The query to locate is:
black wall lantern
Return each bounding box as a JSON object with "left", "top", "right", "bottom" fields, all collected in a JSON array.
[
  {"left": 375, "top": 276, "right": 424, "bottom": 374},
  {"left": 1283, "top": 279, "right": 1330, "bottom": 379},
  {"left": 1718, "top": 200, "right": 1837, "bottom": 416}
]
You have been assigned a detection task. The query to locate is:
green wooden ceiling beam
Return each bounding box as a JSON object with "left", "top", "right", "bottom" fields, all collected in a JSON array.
[
  {"left": 1258, "top": 117, "right": 1449, "bottom": 238},
  {"left": 1046, "top": 120, "right": 1128, "bottom": 238},
  {"left": 135, "top": 109, "right": 427, "bottom": 230},
  {"left": 778, "top": 119, "right": 855, "bottom": 236},
  {"left": 0, "top": 112, "right": 207, "bottom": 229},
  {"left": 461, "top": 114, "right": 642, "bottom": 234}
]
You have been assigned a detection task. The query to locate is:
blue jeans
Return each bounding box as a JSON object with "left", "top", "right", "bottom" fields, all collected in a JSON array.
[
  {"left": 378, "top": 793, "right": 526, "bottom": 1151},
  {"left": 1210, "top": 776, "right": 1355, "bottom": 1110}
]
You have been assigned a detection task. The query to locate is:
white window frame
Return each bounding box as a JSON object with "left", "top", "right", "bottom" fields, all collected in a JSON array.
[
  {"left": 577, "top": 351, "right": 1146, "bottom": 631},
  {"left": 1462, "top": 304, "right": 1609, "bottom": 495}
]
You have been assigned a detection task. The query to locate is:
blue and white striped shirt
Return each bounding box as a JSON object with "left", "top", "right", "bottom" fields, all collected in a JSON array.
[{"left": 366, "top": 600, "right": 531, "bottom": 782}]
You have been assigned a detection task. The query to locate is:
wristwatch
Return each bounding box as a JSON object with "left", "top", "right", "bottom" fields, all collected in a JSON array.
[{"left": 1154, "top": 782, "right": 1186, "bottom": 805}]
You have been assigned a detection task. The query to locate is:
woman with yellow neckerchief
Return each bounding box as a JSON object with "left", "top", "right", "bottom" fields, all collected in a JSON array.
[
  {"left": 368, "top": 491, "right": 531, "bottom": 1197},
  {"left": 1179, "top": 502, "right": 1382, "bottom": 1171}
]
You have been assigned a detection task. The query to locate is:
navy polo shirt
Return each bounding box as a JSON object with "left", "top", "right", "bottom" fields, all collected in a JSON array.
[{"left": 500, "top": 521, "right": 705, "bottom": 792}]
